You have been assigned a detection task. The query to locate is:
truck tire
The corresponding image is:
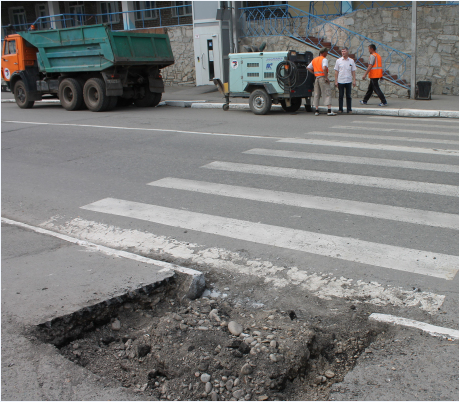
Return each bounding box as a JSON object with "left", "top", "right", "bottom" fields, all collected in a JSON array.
[
  {"left": 134, "top": 89, "right": 162, "bottom": 108},
  {"left": 280, "top": 98, "right": 302, "bottom": 113},
  {"left": 59, "top": 78, "right": 84, "bottom": 111},
  {"left": 249, "top": 89, "right": 272, "bottom": 115},
  {"left": 14, "top": 80, "right": 34, "bottom": 109},
  {"left": 83, "top": 78, "right": 110, "bottom": 112}
]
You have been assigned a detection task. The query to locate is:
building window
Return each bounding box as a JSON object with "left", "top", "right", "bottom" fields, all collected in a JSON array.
[
  {"left": 8, "top": 7, "right": 27, "bottom": 30},
  {"left": 135, "top": 1, "right": 157, "bottom": 21},
  {"left": 172, "top": 1, "right": 192, "bottom": 17},
  {"left": 98, "top": 2, "right": 120, "bottom": 24},
  {"left": 66, "top": 1, "right": 85, "bottom": 26},
  {"left": 35, "top": 3, "right": 50, "bottom": 30}
]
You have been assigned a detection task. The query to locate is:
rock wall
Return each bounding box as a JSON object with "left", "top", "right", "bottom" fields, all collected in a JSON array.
[
  {"left": 162, "top": 26, "right": 196, "bottom": 86},
  {"left": 333, "top": 5, "right": 459, "bottom": 96},
  {"left": 240, "top": 36, "right": 409, "bottom": 100}
]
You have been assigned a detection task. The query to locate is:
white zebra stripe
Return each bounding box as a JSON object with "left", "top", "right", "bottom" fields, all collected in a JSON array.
[
  {"left": 351, "top": 120, "right": 459, "bottom": 131},
  {"left": 332, "top": 125, "right": 459, "bottom": 137},
  {"left": 278, "top": 138, "right": 459, "bottom": 157},
  {"left": 80, "top": 198, "right": 459, "bottom": 280},
  {"left": 148, "top": 178, "right": 459, "bottom": 230},
  {"left": 306, "top": 131, "right": 459, "bottom": 146},
  {"left": 243, "top": 148, "right": 459, "bottom": 174},
  {"left": 368, "top": 116, "right": 459, "bottom": 124},
  {"left": 203, "top": 161, "right": 459, "bottom": 197}
]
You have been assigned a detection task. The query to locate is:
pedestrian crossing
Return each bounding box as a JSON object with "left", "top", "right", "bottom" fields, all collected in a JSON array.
[{"left": 81, "top": 118, "right": 459, "bottom": 282}]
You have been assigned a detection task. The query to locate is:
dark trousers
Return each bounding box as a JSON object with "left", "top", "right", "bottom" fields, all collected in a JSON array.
[
  {"left": 363, "top": 78, "right": 387, "bottom": 104},
  {"left": 338, "top": 82, "right": 352, "bottom": 112}
]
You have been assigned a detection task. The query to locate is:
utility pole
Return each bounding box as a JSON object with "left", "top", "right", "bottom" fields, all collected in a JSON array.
[{"left": 410, "top": 2, "right": 417, "bottom": 99}]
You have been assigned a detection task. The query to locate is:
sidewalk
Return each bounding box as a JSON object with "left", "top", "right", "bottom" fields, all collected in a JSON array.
[
  {"left": 1, "top": 218, "right": 203, "bottom": 401},
  {"left": 2, "top": 85, "right": 459, "bottom": 118}
]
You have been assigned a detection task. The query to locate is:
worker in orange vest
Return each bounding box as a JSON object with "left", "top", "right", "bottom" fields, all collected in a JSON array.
[
  {"left": 360, "top": 44, "right": 388, "bottom": 106},
  {"left": 307, "top": 47, "right": 336, "bottom": 116}
]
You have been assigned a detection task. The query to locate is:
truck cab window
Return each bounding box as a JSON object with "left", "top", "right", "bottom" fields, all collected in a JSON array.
[{"left": 5, "top": 40, "right": 17, "bottom": 55}]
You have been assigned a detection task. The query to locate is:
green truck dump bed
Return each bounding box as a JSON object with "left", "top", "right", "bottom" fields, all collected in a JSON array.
[{"left": 19, "top": 24, "right": 174, "bottom": 73}]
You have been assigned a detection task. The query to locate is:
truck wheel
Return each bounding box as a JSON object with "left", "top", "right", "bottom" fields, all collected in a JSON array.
[
  {"left": 134, "top": 90, "right": 161, "bottom": 107},
  {"left": 14, "top": 80, "right": 34, "bottom": 109},
  {"left": 83, "top": 78, "right": 110, "bottom": 112},
  {"left": 280, "top": 98, "right": 302, "bottom": 113},
  {"left": 59, "top": 78, "right": 84, "bottom": 111},
  {"left": 249, "top": 89, "right": 272, "bottom": 115}
]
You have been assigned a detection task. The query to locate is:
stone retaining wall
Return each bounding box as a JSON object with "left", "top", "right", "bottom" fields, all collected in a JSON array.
[
  {"left": 162, "top": 26, "right": 196, "bottom": 86},
  {"left": 333, "top": 5, "right": 459, "bottom": 96}
]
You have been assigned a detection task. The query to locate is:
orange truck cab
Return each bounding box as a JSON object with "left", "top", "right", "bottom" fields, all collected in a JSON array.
[{"left": 1, "top": 34, "right": 41, "bottom": 105}]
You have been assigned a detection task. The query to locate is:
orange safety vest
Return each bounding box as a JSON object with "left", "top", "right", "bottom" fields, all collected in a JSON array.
[
  {"left": 312, "top": 56, "right": 326, "bottom": 77},
  {"left": 368, "top": 52, "right": 383, "bottom": 79}
]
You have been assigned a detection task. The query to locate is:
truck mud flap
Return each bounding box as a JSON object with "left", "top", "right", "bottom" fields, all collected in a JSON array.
[{"left": 101, "top": 72, "right": 123, "bottom": 96}]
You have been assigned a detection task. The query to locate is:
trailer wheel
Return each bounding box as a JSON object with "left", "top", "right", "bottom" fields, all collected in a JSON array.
[
  {"left": 14, "top": 80, "right": 34, "bottom": 109},
  {"left": 280, "top": 98, "right": 302, "bottom": 113},
  {"left": 249, "top": 89, "right": 272, "bottom": 115},
  {"left": 83, "top": 78, "right": 110, "bottom": 112},
  {"left": 59, "top": 78, "right": 84, "bottom": 111}
]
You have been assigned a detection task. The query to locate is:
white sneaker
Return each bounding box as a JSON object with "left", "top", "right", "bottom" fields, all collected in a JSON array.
[
  {"left": 315, "top": 111, "right": 320, "bottom": 116},
  {"left": 327, "top": 112, "right": 337, "bottom": 116}
]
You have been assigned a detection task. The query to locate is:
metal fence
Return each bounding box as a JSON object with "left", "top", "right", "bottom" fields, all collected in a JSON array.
[
  {"left": 308, "top": 1, "right": 459, "bottom": 17},
  {"left": 239, "top": 4, "right": 411, "bottom": 89},
  {"left": 1, "top": 4, "right": 192, "bottom": 37}
]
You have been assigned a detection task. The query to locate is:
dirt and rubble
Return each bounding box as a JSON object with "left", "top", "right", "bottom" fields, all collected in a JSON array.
[{"left": 35, "top": 268, "right": 392, "bottom": 402}]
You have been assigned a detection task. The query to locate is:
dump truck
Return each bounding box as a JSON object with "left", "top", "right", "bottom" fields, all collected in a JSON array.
[
  {"left": 214, "top": 49, "right": 314, "bottom": 115},
  {"left": 1, "top": 24, "right": 174, "bottom": 111}
]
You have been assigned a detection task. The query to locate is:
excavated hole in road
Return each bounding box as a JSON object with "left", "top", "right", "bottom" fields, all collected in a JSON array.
[{"left": 34, "top": 275, "right": 386, "bottom": 401}]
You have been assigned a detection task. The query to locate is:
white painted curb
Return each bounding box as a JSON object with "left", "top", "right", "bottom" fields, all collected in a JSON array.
[
  {"left": 369, "top": 313, "right": 459, "bottom": 340},
  {"left": 190, "top": 102, "right": 459, "bottom": 118},
  {"left": 399, "top": 109, "right": 440, "bottom": 118}
]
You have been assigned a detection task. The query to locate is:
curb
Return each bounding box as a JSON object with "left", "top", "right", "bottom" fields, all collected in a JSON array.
[
  {"left": 3, "top": 98, "right": 458, "bottom": 118},
  {"left": 1, "top": 217, "right": 206, "bottom": 300},
  {"left": 190, "top": 102, "right": 459, "bottom": 118}
]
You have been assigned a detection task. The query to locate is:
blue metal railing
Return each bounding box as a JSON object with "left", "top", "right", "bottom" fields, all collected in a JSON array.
[
  {"left": 1, "top": 4, "right": 192, "bottom": 37},
  {"left": 239, "top": 5, "right": 411, "bottom": 88},
  {"left": 308, "top": 1, "right": 459, "bottom": 17}
]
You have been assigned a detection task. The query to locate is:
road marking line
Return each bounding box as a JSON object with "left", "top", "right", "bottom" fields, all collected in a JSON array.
[
  {"left": 332, "top": 125, "right": 459, "bottom": 136},
  {"left": 40, "top": 217, "right": 447, "bottom": 313},
  {"left": 351, "top": 120, "right": 459, "bottom": 131},
  {"left": 244, "top": 148, "right": 459, "bottom": 174},
  {"left": 2, "top": 120, "right": 283, "bottom": 140},
  {"left": 369, "top": 313, "right": 459, "bottom": 340},
  {"left": 307, "top": 131, "right": 459, "bottom": 145},
  {"left": 149, "top": 177, "right": 459, "bottom": 230},
  {"left": 80, "top": 198, "right": 459, "bottom": 280},
  {"left": 368, "top": 116, "right": 459, "bottom": 124},
  {"left": 278, "top": 138, "right": 459, "bottom": 157},
  {"left": 203, "top": 161, "right": 459, "bottom": 197}
]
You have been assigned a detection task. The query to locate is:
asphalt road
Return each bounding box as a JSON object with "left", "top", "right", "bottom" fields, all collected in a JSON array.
[{"left": 2, "top": 100, "right": 459, "bottom": 399}]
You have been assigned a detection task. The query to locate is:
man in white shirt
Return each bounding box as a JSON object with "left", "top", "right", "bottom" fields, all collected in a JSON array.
[{"left": 334, "top": 47, "right": 356, "bottom": 113}]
